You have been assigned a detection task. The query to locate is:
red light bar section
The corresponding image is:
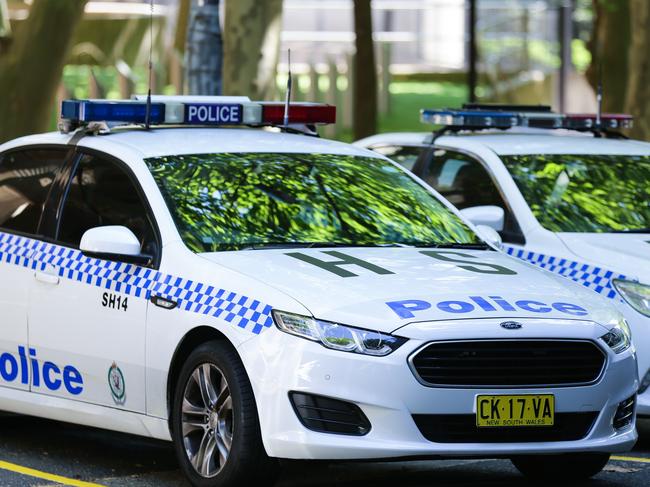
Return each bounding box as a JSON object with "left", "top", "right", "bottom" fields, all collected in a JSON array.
[
  {"left": 261, "top": 103, "right": 336, "bottom": 125},
  {"left": 565, "top": 113, "right": 633, "bottom": 130}
]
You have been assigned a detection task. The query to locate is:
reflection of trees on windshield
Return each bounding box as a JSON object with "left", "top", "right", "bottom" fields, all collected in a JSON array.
[
  {"left": 503, "top": 154, "right": 650, "bottom": 233},
  {"left": 146, "top": 153, "right": 479, "bottom": 252}
]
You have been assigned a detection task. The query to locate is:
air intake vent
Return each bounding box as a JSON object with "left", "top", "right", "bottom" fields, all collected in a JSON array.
[
  {"left": 614, "top": 395, "right": 636, "bottom": 430},
  {"left": 289, "top": 392, "right": 371, "bottom": 436},
  {"left": 410, "top": 340, "right": 606, "bottom": 387}
]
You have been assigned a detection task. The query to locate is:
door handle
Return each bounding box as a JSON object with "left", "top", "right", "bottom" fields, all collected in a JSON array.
[{"left": 34, "top": 271, "right": 60, "bottom": 285}]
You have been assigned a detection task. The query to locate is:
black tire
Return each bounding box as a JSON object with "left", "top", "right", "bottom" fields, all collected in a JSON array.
[
  {"left": 511, "top": 453, "right": 610, "bottom": 481},
  {"left": 171, "top": 340, "right": 278, "bottom": 487}
]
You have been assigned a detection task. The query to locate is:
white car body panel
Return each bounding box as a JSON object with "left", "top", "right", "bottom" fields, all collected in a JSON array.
[
  {"left": 0, "top": 127, "right": 639, "bottom": 461},
  {"left": 355, "top": 129, "right": 650, "bottom": 416},
  {"left": 200, "top": 248, "right": 619, "bottom": 331}
]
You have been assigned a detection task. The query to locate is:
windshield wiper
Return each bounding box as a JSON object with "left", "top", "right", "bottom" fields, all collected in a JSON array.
[
  {"left": 237, "top": 242, "right": 315, "bottom": 250},
  {"left": 238, "top": 241, "right": 408, "bottom": 250},
  {"left": 610, "top": 228, "right": 650, "bottom": 234},
  {"left": 232, "top": 241, "right": 488, "bottom": 251},
  {"left": 307, "top": 242, "right": 410, "bottom": 248},
  {"left": 412, "top": 242, "right": 492, "bottom": 250}
]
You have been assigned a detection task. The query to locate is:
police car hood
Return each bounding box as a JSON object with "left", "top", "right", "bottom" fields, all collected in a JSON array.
[
  {"left": 558, "top": 232, "right": 650, "bottom": 283},
  {"left": 200, "top": 247, "right": 618, "bottom": 333}
]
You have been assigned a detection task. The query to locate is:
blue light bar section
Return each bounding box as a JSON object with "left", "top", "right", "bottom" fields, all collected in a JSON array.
[
  {"left": 185, "top": 103, "right": 243, "bottom": 125},
  {"left": 61, "top": 100, "right": 166, "bottom": 124},
  {"left": 421, "top": 109, "right": 516, "bottom": 128}
]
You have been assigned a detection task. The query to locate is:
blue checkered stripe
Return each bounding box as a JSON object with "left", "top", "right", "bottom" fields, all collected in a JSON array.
[
  {"left": 0, "top": 231, "right": 274, "bottom": 334},
  {"left": 150, "top": 277, "right": 274, "bottom": 334},
  {"left": 504, "top": 245, "right": 626, "bottom": 299}
]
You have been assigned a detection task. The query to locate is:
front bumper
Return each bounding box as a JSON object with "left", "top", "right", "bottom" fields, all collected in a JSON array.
[
  {"left": 238, "top": 318, "right": 638, "bottom": 460},
  {"left": 615, "top": 302, "right": 650, "bottom": 416}
]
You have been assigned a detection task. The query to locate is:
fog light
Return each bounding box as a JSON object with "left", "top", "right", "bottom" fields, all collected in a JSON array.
[
  {"left": 289, "top": 391, "right": 371, "bottom": 436},
  {"left": 613, "top": 395, "right": 636, "bottom": 430}
]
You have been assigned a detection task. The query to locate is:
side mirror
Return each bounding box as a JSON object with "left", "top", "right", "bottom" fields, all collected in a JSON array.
[
  {"left": 80, "top": 226, "right": 152, "bottom": 265},
  {"left": 476, "top": 224, "right": 503, "bottom": 249},
  {"left": 460, "top": 205, "right": 505, "bottom": 232}
]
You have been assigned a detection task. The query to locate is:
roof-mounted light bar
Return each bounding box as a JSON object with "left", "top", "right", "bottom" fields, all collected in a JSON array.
[
  {"left": 420, "top": 106, "right": 633, "bottom": 132},
  {"left": 60, "top": 96, "right": 336, "bottom": 131}
]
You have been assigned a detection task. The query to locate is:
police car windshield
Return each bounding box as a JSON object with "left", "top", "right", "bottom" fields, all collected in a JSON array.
[
  {"left": 146, "top": 152, "right": 481, "bottom": 252},
  {"left": 502, "top": 154, "right": 650, "bottom": 233}
]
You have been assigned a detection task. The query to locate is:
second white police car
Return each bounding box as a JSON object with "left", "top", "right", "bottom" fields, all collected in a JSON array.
[
  {"left": 0, "top": 97, "right": 638, "bottom": 486},
  {"left": 356, "top": 105, "right": 650, "bottom": 417}
]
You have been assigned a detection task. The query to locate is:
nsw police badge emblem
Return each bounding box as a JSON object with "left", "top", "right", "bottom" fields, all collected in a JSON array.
[{"left": 108, "top": 362, "right": 126, "bottom": 404}]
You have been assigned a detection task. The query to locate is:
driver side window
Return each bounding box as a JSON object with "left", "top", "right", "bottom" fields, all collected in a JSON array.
[
  {"left": 57, "top": 153, "right": 158, "bottom": 258},
  {"left": 422, "top": 150, "right": 524, "bottom": 244}
]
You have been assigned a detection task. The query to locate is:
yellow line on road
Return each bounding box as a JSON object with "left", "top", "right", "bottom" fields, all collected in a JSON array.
[
  {"left": 0, "top": 460, "right": 105, "bottom": 486},
  {"left": 612, "top": 455, "right": 650, "bottom": 464}
]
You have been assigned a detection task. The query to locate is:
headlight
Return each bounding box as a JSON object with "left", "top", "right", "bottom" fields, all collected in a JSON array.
[
  {"left": 601, "top": 318, "right": 632, "bottom": 354},
  {"left": 272, "top": 310, "right": 407, "bottom": 356},
  {"left": 613, "top": 279, "right": 650, "bottom": 317}
]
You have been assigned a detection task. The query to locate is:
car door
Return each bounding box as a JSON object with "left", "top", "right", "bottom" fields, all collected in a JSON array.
[
  {"left": 27, "top": 150, "right": 160, "bottom": 413},
  {"left": 0, "top": 147, "right": 70, "bottom": 393}
]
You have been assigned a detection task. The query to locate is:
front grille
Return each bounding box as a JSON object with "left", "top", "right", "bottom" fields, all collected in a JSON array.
[
  {"left": 413, "top": 412, "right": 598, "bottom": 443},
  {"left": 410, "top": 340, "right": 606, "bottom": 387},
  {"left": 289, "top": 392, "right": 371, "bottom": 436}
]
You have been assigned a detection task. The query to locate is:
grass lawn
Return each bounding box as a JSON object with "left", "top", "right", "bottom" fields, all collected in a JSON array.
[{"left": 335, "top": 80, "right": 469, "bottom": 142}]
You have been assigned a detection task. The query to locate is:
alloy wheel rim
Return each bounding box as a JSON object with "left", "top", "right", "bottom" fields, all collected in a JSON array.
[{"left": 181, "top": 363, "right": 233, "bottom": 478}]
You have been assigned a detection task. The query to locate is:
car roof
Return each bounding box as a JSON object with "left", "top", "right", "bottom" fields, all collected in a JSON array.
[
  {"left": 1, "top": 128, "right": 382, "bottom": 160},
  {"left": 354, "top": 129, "right": 650, "bottom": 156}
]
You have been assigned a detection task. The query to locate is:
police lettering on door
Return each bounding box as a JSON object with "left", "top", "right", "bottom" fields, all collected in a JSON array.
[{"left": 0, "top": 346, "right": 83, "bottom": 395}]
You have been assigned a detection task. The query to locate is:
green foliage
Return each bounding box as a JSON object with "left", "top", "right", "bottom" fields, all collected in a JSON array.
[
  {"left": 480, "top": 38, "right": 561, "bottom": 69},
  {"left": 62, "top": 65, "right": 157, "bottom": 99},
  {"left": 478, "top": 37, "right": 592, "bottom": 74},
  {"left": 503, "top": 154, "right": 650, "bottom": 232},
  {"left": 382, "top": 81, "right": 468, "bottom": 132},
  {"left": 146, "top": 152, "right": 479, "bottom": 253},
  {"left": 572, "top": 39, "right": 592, "bottom": 73}
]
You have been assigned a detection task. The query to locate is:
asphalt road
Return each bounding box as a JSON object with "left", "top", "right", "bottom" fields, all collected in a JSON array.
[{"left": 0, "top": 413, "right": 649, "bottom": 486}]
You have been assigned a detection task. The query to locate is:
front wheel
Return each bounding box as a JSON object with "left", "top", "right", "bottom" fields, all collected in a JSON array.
[
  {"left": 171, "top": 340, "right": 277, "bottom": 487},
  {"left": 511, "top": 453, "right": 610, "bottom": 481}
]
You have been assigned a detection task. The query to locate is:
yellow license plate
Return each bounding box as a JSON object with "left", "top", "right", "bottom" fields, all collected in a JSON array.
[{"left": 476, "top": 394, "right": 554, "bottom": 427}]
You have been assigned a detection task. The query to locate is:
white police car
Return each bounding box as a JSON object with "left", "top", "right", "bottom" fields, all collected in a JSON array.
[
  {"left": 356, "top": 105, "right": 650, "bottom": 417},
  {"left": 0, "top": 97, "right": 638, "bottom": 486}
]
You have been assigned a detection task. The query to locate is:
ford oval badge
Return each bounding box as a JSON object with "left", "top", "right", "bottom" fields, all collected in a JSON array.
[{"left": 500, "top": 321, "right": 523, "bottom": 330}]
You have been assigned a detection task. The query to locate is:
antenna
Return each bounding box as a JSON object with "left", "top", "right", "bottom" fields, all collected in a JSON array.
[
  {"left": 144, "top": 0, "right": 154, "bottom": 130},
  {"left": 596, "top": 62, "right": 603, "bottom": 130},
  {"left": 283, "top": 49, "right": 292, "bottom": 127}
]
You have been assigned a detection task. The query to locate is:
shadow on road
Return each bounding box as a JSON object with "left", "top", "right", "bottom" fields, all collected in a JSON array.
[{"left": 0, "top": 413, "right": 646, "bottom": 486}]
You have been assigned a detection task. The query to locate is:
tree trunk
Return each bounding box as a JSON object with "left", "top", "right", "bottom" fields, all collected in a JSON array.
[
  {"left": 174, "top": 0, "right": 191, "bottom": 54},
  {"left": 586, "top": 0, "right": 630, "bottom": 113},
  {"left": 625, "top": 0, "right": 650, "bottom": 139},
  {"left": 353, "top": 0, "right": 377, "bottom": 139},
  {"left": 185, "top": 0, "right": 222, "bottom": 95},
  {"left": 0, "top": 0, "right": 86, "bottom": 143},
  {"left": 222, "top": 0, "right": 283, "bottom": 99}
]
